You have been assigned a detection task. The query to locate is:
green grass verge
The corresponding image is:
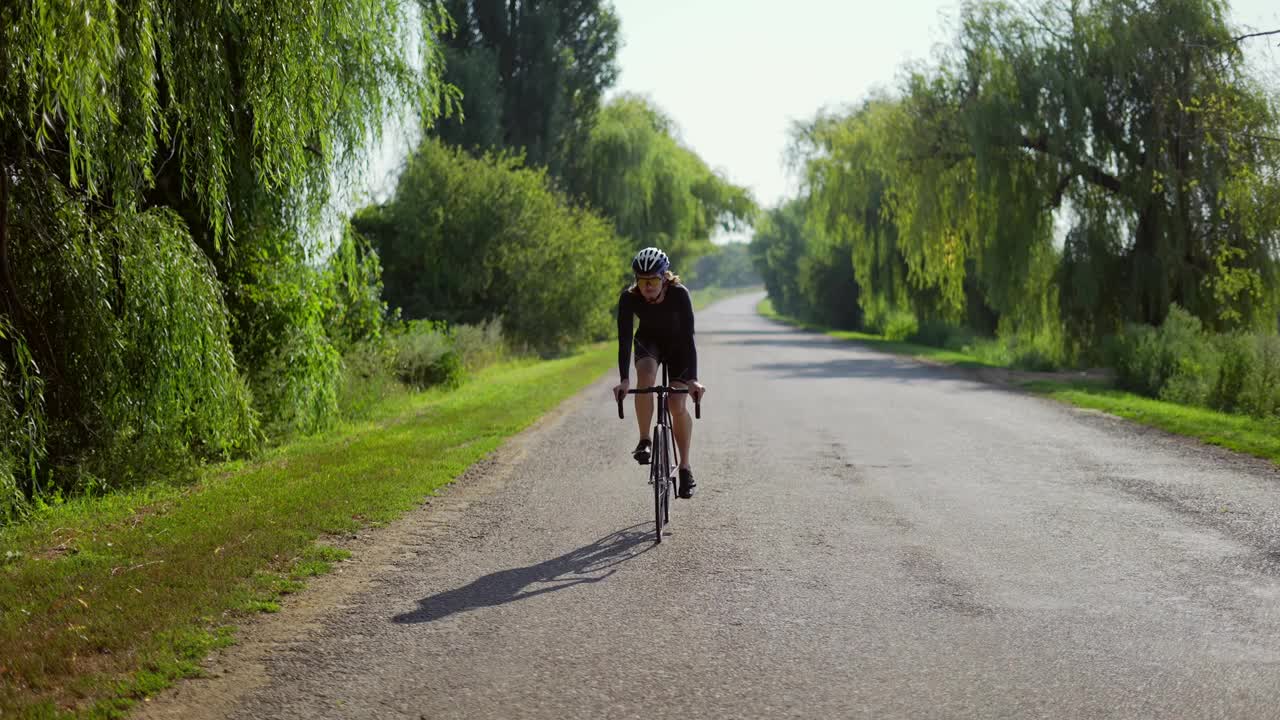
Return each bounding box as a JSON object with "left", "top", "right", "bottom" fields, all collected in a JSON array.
[
  {"left": 757, "top": 296, "right": 1280, "bottom": 467},
  {"left": 756, "top": 297, "right": 1001, "bottom": 369},
  {"left": 0, "top": 347, "right": 614, "bottom": 719},
  {"left": 1022, "top": 380, "right": 1280, "bottom": 465}
]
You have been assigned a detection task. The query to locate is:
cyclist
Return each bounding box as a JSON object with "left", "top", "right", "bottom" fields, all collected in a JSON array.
[{"left": 612, "top": 247, "right": 706, "bottom": 498}]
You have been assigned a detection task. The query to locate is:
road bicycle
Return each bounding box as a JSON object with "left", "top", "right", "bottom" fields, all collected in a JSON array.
[{"left": 616, "top": 363, "right": 700, "bottom": 543}]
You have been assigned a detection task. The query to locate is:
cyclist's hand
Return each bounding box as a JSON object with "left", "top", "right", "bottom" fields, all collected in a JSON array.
[
  {"left": 688, "top": 381, "right": 706, "bottom": 403},
  {"left": 612, "top": 379, "right": 631, "bottom": 402}
]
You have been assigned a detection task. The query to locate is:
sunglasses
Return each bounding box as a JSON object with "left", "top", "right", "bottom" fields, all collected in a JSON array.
[{"left": 635, "top": 275, "right": 665, "bottom": 289}]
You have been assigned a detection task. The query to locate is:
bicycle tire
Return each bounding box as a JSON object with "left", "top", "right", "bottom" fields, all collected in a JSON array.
[
  {"left": 652, "top": 429, "right": 666, "bottom": 543},
  {"left": 665, "top": 422, "right": 675, "bottom": 517}
]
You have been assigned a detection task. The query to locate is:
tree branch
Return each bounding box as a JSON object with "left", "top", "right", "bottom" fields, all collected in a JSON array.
[
  {"left": 1234, "top": 29, "right": 1280, "bottom": 44},
  {"left": 0, "top": 161, "right": 12, "bottom": 319},
  {"left": 1020, "top": 134, "right": 1124, "bottom": 194},
  {"left": 1186, "top": 28, "right": 1280, "bottom": 52},
  {"left": 1049, "top": 173, "right": 1073, "bottom": 210},
  {"left": 0, "top": 162, "right": 36, "bottom": 326}
]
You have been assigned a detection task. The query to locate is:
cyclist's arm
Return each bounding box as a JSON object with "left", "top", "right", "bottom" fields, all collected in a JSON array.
[
  {"left": 617, "top": 290, "right": 634, "bottom": 381},
  {"left": 677, "top": 285, "right": 698, "bottom": 381}
]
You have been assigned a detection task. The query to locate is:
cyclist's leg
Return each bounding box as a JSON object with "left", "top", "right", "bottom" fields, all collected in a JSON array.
[
  {"left": 633, "top": 351, "right": 658, "bottom": 442},
  {"left": 669, "top": 382, "right": 692, "bottom": 470},
  {"left": 667, "top": 346, "right": 694, "bottom": 471},
  {"left": 669, "top": 378, "right": 696, "bottom": 498}
]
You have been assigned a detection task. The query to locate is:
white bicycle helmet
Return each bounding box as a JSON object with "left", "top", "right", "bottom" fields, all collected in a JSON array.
[{"left": 631, "top": 247, "right": 670, "bottom": 275}]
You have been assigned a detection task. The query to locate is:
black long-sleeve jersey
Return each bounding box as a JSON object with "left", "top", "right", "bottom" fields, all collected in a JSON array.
[{"left": 616, "top": 284, "right": 697, "bottom": 381}]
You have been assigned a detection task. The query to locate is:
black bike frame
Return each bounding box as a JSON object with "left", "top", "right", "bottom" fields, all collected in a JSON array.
[{"left": 616, "top": 364, "right": 700, "bottom": 542}]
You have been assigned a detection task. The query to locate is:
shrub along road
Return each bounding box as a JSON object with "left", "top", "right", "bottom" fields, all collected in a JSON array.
[{"left": 139, "top": 292, "right": 1280, "bottom": 719}]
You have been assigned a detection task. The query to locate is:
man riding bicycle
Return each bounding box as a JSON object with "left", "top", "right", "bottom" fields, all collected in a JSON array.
[{"left": 612, "top": 247, "right": 706, "bottom": 498}]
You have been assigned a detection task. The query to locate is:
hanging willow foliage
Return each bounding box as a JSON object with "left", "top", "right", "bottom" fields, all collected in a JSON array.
[
  {"left": 3, "top": 0, "right": 454, "bottom": 238},
  {"left": 569, "top": 94, "right": 756, "bottom": 268},
  {"left": 792, "top": 0, "right": 1280, "bottom": 363},
  {"left": 4, "top": 166, "right": 255, "bottom": 505},
  {"left": 799, "top": 98, "right": 955, "bottom": 330},
  {"left": 0, "top": 0, "right": 455, "bottom": 516},
  {"left": 956, "top": 0, "right": 1280, "bottom": 339}
]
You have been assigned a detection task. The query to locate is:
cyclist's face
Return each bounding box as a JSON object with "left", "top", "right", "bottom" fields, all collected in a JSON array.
[{"left": 636, "top": 274, "right": 664, "bottom": 298}]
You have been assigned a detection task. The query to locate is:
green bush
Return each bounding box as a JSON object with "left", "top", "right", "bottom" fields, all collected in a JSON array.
[
  {"left": 995, "top": 339, "right": 1059, "bottom": 372},
  {"left": 336, "top": 340, "right": 404, "bottom": 421},
  {"left": 352, "top": 139, "right": 622, "bottom": 356},
  {"left": 1111, "top": 306, "right": 1215, "bottom": 403},
  {"left": 392, "top": 321, "right": 465, "bottom": 390},
  {"left": 1210, "top": 332, "right": 1255, "bottom": 413},
  {"left": 1155, "top": 308, "right": 1217, "bottom": 406},
  {"left": 1108, "top": 306, "right": 1280, "bottom": 418},
  {"left": 1241, "top": 334, "right": 1280, "bottom": 418},
  {"left": 912, "top": 319, "right": 966, "bottom": 349},
  {"left": 942, "top": 331, "right": 1061, "bottom": 371},
  {"left": 229, "top": 235, "right": 342, "bottom": 438},
  {"left": 960, "top": 337, "right": 1011, "bottom": 366},
  {"left": 883, "top": 312, "right": 919, "bottom": 342},
  {"left": 335, "top": 318, "right": 509, "bottom": 421},
  {"left": 1109, "top": 323, "right": 1161, "bottom": 395},
  {"left": 451, "top": 319, "right": 507, "bottom": 370},
  {"left": 1012, "top": 347, "right": 1062, "bottom": 372}
]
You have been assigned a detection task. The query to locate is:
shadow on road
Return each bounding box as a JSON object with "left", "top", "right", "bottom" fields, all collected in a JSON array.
[
  {"left": 752, "top": 356, "right": 947, "bottom": 382},
  {"left": 698, "top": 329, "right": 806, "bottom": 337},
  {"left": 748, "top": 357, "right": 1030, "bottom": 398},
  {"left": 722, "top": 336, "right": 844, "bottom": 350},
  {"left": 391, "top": 525, "right": 653, "bottom": 625}
]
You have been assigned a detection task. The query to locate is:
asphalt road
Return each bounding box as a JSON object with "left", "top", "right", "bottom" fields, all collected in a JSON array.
[{"left": 141, "top": 292, "right": 1280, "bottom": 719}]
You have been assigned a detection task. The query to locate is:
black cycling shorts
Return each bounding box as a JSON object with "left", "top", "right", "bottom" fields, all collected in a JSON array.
[{"left": 633, "top": 333, "right": 694, "bottom": 383}]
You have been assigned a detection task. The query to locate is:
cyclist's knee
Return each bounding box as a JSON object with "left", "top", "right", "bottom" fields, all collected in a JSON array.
[
  {"left": 669, "top": 393, "right": 688, "bottom": 414},
  {"left": 636, "top": 359, "right": 657, "bottom": 385}
]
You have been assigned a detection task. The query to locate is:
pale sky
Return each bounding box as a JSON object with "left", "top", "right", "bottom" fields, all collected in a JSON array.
[
  {"left": 342, "top": 0, "right": 1280, "bottom": 250},
  {"left": 607, "top": 0, "right": 1280, "bottom": 215}
]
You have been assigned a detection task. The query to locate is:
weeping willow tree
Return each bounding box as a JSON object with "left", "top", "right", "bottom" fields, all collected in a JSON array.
[
  {"left": 796, "top": 89, "right": 1007, "bottom": 337},
  {"left": 570, "top": 94, "right": 756, "bottom": 267},
  {"left": 894, "top": 64, "right": 1061, "bottom": 349},
  {"left": 956, "top": 0, "right": 1280, "bottom": 346},
  {"left": 792, "top": 0, "right": 1280, "bottom": 362},
  {"left": 750, "top": 200, "right": 808, "bottom": 318},
  {"left": 0, "top": 0, "right": 453, "bottom": 516},
  {"left": 748, "top": 198, "right": 863, "bottom": 329},
  {"left": 799, "top": 99, "right": 933, "bottom": 331}
]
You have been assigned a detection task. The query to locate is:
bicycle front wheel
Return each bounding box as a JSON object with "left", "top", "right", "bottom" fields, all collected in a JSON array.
[
  {"left": 652, "top": 431, "right": 666, "bottom": 543},
  {"left": 661, "top": 427, "right": 673, "bottom": 524}
]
